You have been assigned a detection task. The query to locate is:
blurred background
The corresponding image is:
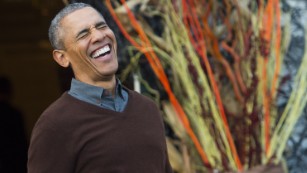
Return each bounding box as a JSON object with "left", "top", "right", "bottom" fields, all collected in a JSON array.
[
  {"left": 0, "top": 1, "right": 64, "bottom": 172},
  {"left": 0, "top": 0, "right": 65, "bottom": 139}
]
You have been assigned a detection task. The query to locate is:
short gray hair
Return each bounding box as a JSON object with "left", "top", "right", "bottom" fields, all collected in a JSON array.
[{"left": 48, "top": 3, "right": 92, "bottom": 50}]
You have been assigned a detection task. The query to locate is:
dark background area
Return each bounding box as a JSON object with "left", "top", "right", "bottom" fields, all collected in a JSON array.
[{"left": 0, "top": 0, "right": 65, "bottom": 140}]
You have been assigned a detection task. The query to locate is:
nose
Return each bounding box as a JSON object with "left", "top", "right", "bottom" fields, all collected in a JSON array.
[{"left": 90, "top": 27, "right": 105, "bottom": 43}]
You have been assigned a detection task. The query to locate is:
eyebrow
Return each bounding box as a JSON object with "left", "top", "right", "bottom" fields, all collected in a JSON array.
[{"left": 75, "top": 21, "right": 107, "bottom": 39}]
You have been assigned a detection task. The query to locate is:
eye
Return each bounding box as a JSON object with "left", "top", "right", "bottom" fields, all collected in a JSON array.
[
  {"left": 77, "top": 31, "right": 89, "bottom": 40},
  {"left": 96, "top": 23, "right": 107, "bottom": 30}
]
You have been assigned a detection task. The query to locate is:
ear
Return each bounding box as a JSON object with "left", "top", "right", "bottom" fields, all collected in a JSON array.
[{"left": 53, "top": 50, "right": 70, "bottom": 67}]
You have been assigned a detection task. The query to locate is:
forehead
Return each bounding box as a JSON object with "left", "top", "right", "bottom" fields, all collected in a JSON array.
[{"left": 61, "top": 7, "right": 105, "bottom": 32}]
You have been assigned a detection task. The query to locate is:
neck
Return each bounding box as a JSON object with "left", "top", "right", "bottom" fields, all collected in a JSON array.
[{"left": 97, "top": 79, "right": 116, "bottom": 96}]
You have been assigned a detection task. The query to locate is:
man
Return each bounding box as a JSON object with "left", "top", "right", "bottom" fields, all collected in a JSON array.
[{"left": 27, "top": 3, "right": 173, "bottom": 173}]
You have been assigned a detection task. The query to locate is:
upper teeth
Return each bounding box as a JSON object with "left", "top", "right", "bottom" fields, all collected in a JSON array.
[{"left": 92, "top": 45, "right": 110, "bottom": 59}]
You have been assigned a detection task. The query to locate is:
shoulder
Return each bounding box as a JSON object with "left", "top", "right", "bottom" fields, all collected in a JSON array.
[
  {"left": 40, "top": 93, "right": 70, "bottom": 117},
  {"left": 125, "top": 88, "right": 162, "bottom": 114},
  {"left": 34, "top": 92, "right": 76, "bottom": 132},
  {"left": 125, "top": 87, "right": 155, "bottom": 103},
  {"left": 29, "top": 93, "right": 76, "bottom": 151},
  {"left": 126, "top": 88, "right": 158, "bottom": 106},
  {"left": 28, "top": 93, "right": 76, "bottom": 172}
]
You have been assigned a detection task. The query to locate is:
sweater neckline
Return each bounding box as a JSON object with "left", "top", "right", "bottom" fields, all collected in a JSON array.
[{"left": 62, "top": 88, "right": 135, "bottom": 115}]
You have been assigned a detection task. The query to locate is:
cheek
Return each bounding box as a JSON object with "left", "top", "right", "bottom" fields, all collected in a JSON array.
[
  {"left": 73, "top": 41, "right": 90, "bottom": 57},
  {"left": 68, "top": 46, "right": 90, "bottom": 68}
]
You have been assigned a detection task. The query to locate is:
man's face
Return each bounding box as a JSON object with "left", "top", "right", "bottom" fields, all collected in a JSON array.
[{"left": 59, "top": 7, "right": 118, "bottom": 84}]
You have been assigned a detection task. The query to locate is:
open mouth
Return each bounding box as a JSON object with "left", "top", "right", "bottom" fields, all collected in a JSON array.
[{"left": 91, "top": 44, "right": 111, "bottom": 59}]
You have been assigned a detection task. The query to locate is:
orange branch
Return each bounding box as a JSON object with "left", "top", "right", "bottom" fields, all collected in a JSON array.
[{"left": 261, "top": 0, "right": 274, "bottom": 156}]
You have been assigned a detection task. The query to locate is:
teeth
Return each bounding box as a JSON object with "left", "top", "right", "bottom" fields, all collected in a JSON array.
[{"left": 92, "top": 45, "right": 110, "bottom": 59}]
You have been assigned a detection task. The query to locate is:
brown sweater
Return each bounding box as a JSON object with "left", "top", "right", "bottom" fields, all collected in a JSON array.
[{"left": 28, "top": 89, "right": 173, "bottom": 173}]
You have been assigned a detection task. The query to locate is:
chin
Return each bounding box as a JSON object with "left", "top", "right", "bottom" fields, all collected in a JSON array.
[{"left": 100, "top": 67, "right": 118, "bottom": 77}]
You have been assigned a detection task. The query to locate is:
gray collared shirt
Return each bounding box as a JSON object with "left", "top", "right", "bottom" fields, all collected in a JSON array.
[{"left": 68, "top": 78, "right": 128, "bottom": 112}]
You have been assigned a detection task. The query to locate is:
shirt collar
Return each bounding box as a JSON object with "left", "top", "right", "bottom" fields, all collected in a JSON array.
[{"left": 69, "top": 78, "right": 125, "bottom": 101}]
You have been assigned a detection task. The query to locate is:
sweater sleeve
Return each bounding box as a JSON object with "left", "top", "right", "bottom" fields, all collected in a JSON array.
[{"left": 27, "top": 118, "right": 75, "bottom": 173}]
